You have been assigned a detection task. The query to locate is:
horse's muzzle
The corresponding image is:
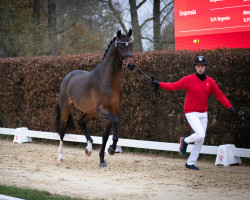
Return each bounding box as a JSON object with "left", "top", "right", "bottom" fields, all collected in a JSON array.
[
  {"left": 127, "top": 63, "right": 135, "bottom": 70},
  {"left": 123, "top": 54, "right": 135, "bottom": 70}
]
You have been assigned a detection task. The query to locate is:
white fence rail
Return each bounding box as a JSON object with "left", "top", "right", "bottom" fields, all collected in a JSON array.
[
  {"left": 0, "top": 127, "right": 249, "bottom": 166},
  {"left": 0, "top": 194, "right": 24, "bottom": 200}
]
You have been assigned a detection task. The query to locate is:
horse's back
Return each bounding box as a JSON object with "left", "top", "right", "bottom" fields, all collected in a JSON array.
[
  {"left": 62, "top": 69, "right": 91, "bottom": 86},
  {"left": 65, "top": 70, "right": 90, "bottom": 79}
]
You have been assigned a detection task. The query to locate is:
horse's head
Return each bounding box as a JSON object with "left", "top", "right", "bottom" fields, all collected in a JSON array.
[{"left": 116, "top": 29, "right": 135, "bottom": 70}]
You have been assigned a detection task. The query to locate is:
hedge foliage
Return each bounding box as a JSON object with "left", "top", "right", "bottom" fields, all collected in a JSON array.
[{"left": 0, "top": 49, "right": 249, "bottom": 148}]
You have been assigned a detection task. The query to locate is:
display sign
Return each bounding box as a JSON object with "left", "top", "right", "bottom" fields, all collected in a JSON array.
[{"left": 175, "top": 0, "right": 250, "bottom": 50}]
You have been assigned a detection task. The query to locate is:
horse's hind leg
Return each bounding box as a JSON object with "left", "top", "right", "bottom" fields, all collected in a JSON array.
[
  {"left": 56, "top": 103, "right": 72, "bottom": 164},
  {"left": 78, "top": 113, "right": 95, "bottom": 156}
]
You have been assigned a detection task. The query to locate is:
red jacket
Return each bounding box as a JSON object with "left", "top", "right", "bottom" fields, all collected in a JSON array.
[{"left": 159, "top": 74, "right": 232, "bottom": 113}]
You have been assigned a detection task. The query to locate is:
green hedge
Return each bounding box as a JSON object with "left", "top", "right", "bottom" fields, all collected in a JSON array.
[{"left": 0, "top": 49, "right": 249, "bottom": 148}]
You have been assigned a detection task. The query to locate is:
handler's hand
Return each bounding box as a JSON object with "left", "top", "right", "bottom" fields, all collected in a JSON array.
[
  {"left": 230, "top": 107, "right": 238, "bottom": 115},
  {"left": 151, "top": 80, "right": 159, "bottom": 88}
]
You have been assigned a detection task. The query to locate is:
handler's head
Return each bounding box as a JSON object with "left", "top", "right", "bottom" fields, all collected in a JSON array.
[{"left": 194, "top": 56, "right": 207, "bottom": 75}]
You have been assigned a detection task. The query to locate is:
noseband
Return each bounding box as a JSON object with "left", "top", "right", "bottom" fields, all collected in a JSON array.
[{"left": 115, "top": 39, "right": 134, "bottom": 63}]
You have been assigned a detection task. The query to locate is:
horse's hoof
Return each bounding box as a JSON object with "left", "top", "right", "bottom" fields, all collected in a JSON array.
[
  {"left": 56, "top": 159, "right": 63, "bottom": 166},
  {"left": 108, "top": 146, "right": 115, "bottom": 155},
  {"left": 85, "top": 148, "right": 92, "bottom": 156},
  {"left": 99, "top": 162, "right": 107, "bottom": 168}
]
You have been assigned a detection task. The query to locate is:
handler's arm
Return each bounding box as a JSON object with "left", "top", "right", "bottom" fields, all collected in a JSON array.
[
  {"left": 159, "top": 77, "right": 187, "bottom": 91},
  {"left": 211, "top": 81, "right": 232, "bottom": 109}
]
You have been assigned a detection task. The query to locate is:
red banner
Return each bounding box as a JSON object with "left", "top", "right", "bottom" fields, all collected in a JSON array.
[{"left": 175, "top": 0, "right": 250, "bottom": 50}]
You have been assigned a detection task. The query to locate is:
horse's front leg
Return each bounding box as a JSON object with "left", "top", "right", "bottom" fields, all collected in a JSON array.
[
  {"left": 107, "top": 116, "right": 118, "bottom": 156},
  {"left": 99, "top": 122, "right": 111, "bottom": 167},
  {"left": 97, "top": 106, "right": 119, "bottom": 167}
]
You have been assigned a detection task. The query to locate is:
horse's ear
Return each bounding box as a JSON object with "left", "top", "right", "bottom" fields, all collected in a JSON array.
[
  {"left": 117, "top": 30, "right": 121, "bottom": 38},
  {"left": 127, "top": 29, "right": 132, "bottom": 37}
]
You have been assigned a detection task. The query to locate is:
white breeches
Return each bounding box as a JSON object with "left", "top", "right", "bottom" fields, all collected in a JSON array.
[{"left": 184, "top": 112, "right": 208, "bottom": 165}]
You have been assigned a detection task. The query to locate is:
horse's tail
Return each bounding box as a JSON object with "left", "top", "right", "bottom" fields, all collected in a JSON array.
[
  {"left": 55, "top": 104, "right": 61, "bottom": 133},
  {"left": 55, "top": 104, "right": 75, "bottom": 134}
]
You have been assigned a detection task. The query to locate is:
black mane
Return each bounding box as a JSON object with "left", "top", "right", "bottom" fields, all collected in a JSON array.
[{"left": 101, "top": 37, "right": 117, "bottom": 62}]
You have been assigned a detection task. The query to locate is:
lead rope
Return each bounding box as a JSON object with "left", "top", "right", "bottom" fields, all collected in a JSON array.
[
  {"left": 134, "top": 65, "right": 162, "bottom": 97},
  {"left": 136, "top": 66, "right": 152, "bottom": 82}
]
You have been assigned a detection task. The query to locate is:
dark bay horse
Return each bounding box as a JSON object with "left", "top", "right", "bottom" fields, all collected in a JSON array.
[{"left": 55, "top": 29, "right": 135, "bottom": 167}]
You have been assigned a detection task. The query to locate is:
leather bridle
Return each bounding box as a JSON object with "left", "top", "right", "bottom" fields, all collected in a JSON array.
[{"left": 115, "top": 39, "right": 134, "bottom": 64}]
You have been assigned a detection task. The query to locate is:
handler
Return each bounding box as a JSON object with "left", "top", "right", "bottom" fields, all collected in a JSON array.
[{"left": 151, "top": 56, "right": 238, "bottom": 170}]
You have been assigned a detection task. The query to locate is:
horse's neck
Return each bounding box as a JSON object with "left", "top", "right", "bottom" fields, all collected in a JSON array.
[{"left": 98, "top": 46, "right": 122, "bottom": 87}]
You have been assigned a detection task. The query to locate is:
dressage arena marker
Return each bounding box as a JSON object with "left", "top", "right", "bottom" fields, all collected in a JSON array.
[{"left": 0, "top": 127, "right": 249, "bottom": 166}]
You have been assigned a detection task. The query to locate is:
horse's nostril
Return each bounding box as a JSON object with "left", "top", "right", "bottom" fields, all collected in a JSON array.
[{"left": 127, "top": 64, "right": 135, "bottom": 70}]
